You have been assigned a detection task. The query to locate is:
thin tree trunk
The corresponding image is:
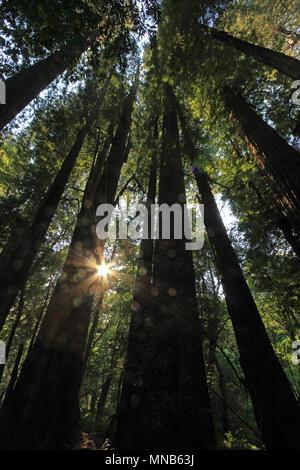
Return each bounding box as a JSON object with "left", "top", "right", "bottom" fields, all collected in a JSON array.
[
  {"left": 0, "top": 31, "right": 100, "bottom": 130},
  {"left": 95, "top": 373, "right": 113, "bottom": 424},
  {"left": 0, "top": 344, "right": 24, "bottom": 410},
  {"left": 0, "top": 76, "right": 137, "bottom": 450},
  {"left": 177, "top": 99, "right": 300, "bottom": 450},
  {"left": 215, "top": 357, "right": 230, "bottom": 435},
  {"left": 82, "top": 295, "right": 103, "bottom": 375},
  {"left": 116, "top": 85, "right": 215, "bottom": 450},
  {"left": 224, "top": 86, "right": 300, "bottom": 234},
  {"left": 27, "top": 281, "right": 53, "bottom": 353},
  {"left": 0, "top": 72, "right": 112, "bottom": 332},
  {"left": 0, "top": 289, "right": 24, "bottom": 382},
  {"left": 201, "top": 24, "right": 300, "bottom": 79}
]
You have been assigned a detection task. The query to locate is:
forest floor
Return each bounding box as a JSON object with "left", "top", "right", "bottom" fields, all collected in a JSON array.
[{"left": 74, "top": 432, "right": 114, "bottom": 450}]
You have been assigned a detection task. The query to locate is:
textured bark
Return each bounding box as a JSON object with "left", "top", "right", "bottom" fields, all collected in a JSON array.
[
  {"left": 0, "top": 79, "right": 137, "bottom": 450},
  {"left": 116, "top": 86, "right": 215, "bottom": 450},
  {"left": 224, "top": 86, "right": 300, "bottom": 234},
  {"left": 177, "top": 100, "right": 300, "bottom": 449},
  {"left": 203, "top": 25, "right": 300, "bottom": 79},
  {"left": 0, "top": 72, "right": 112, "bottom": 332},
  {"left": 0, "top": 32, "right": 101, "bottom": 130}
]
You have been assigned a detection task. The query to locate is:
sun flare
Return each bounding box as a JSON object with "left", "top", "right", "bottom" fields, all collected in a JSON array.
[{"left": 97, "top": 263, "right": 110, "bottom": 277}]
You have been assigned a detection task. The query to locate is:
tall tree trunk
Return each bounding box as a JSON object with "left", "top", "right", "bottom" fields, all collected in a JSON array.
[
  {"left": 201, "top": 24, "right": 300, "bottom": 79},
  {"left": 82, "top": 295, "right": 103, "bottom": 375},
  {"left": 0, "top": 289, "right": 25, "bottom": 382},
  {"left": 0, "top": 344, "right": 24, "bottom": 410},
  {"left": 116, "top": 85, "right": 215, "bottom": 450},
  {"left": 215, "top": 357, "right": 230, "bottom": 435},
  {"left": 95, "top": 373, "right": 113, "bottom": 424},
  {"left": 0, "top": 72, "right": 112, "bottom": 332},
  {"left": 0, "top": 31, "right": 101, "bottom": 130},
  {"left": 177, "top": 100, "right": 300, "bottom": 450},
  {"left": 0, "top": 77, "right": 137, "bottom": 450},
  {"left": 27, "top": 281, "right": 53, "bottom": 353},
  {"left": 115, "top": 120, "right": 158, "bottom": 447},
  {"left": 224, "top": 86, "right": 300, "bottom": 234}
]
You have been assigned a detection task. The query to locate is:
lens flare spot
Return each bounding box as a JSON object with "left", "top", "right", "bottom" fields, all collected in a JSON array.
[
  {"left": 97, "top": 263, "right": 110, "bottom": 277},
  {"left": 168, "top": 288, "right": 177, "bottom": 297}
]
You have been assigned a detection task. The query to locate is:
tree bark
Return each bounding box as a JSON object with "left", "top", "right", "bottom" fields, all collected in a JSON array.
[
  {"left": 0, "top": 31, "right": 101, "bottom": 130},
  {"left": 224, "top": 86, "right": 300, "bottom": 234},
  {"left": 0, "top": 72, "right": 112, "bottom": 332},
  {"left": 116, "top": 85, "right": 215, "bottom": 450},
  {"left": 0, "top": 77, "right": 137, "bottom": 450},
  {"left": 177, "top": 99, "right": 300, "bottom": 450},
  {"left": 202, "top": 24, "right": 300, "bottom": 79}
]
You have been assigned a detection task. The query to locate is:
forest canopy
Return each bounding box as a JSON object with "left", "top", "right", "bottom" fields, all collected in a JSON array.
[{"left": 0, "top": 0, "right": 299, "bottom": 452}]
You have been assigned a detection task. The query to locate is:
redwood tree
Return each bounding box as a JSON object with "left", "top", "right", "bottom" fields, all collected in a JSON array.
[
  {"left": 115, "top": 85, "right": 215, "bottom": 449},
  {"left": 224, "top": 86, "right": 300, "bottom": 235},
  {"left": 200, "top": 24, "right": 300, "bottom": 79},
  {"left": 177, "top": 98, "right": 300, "bottom": 450}
]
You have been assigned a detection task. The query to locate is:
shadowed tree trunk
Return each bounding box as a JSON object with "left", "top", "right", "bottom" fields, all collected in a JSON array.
[
  {"left": 177, "top": 99, "right": 300, "bottom": 450},
  {"left": 0, "top": 72, "right": 113, "bottom": 332},
  {"left": 0, "top": 344, "right": 24, "bottom": 411},
  {"left": 95, "top": 373, "right": 113, "bottom": 424},
  {"left": 224, "top": 86, "right": 300, "bottom": 234},
  {"left": 276, "top": 216, "right": 300, "bottom": 258},
  {"left": 81, "top": 295, "right": 104, "bottom": 377},
  {"left": 200, "top": 24, "right": 300, "bottom": 79},
  {"left": 0, "top": 289, "right": 24, "bottom": 382},
  {"left": 115, "top": 119, "right": 158, "bottom": 447},
  {"left": 116, "top": 85, "right": 215, "bottom": 450},
  {"left": 0, "top": 75, "right": 137, "bottom": 449},
  {"left": 0, "top": 31, "right": 102, "bottom": 130},
  {"left": 215, "top": 357, "right": 230, "bottom": 435}
]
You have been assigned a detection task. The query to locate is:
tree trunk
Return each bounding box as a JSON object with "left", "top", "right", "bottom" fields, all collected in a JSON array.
[
  {"left": 0, "top": 77, "right": 137, "bottom": 450},
  {"left": 0, "top": 289, "right": 25, "bottom": 382},
  {"left": 276, "top": 216, "right": 300, "bottom": 258},
  {"left": 82, "top": 295, "right": 103, "bottom": 375},
  {"left": 95, "top": 373, "right": 113, "bottom": 424},
  {"left": 0, "top": 31, "right": 101, "bottom": 130},
  {"left": 116, "top": 85, "right": 215, "bottom": 450},
  {"left": 215, "top": 357, "right": 230, "bottom": 435},
  {"left": 224, "top": 86, "right": 300, "bottom": 234},
  {"left": 177, "top": 99, "right": 300, "bottom": 449},
  {"left": 0, "top": 344, "right": 24, "bottom": 410},
  {"left": 0, "top": 72, "right": 112, "bottom": 332},
  {"left": 201, "top": 25, "right": 300, "bottom": 79}
]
